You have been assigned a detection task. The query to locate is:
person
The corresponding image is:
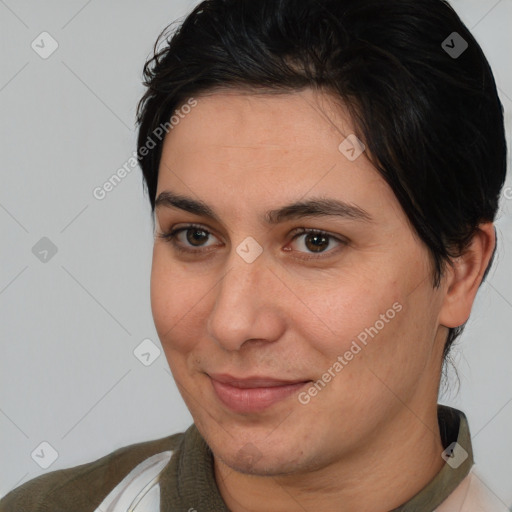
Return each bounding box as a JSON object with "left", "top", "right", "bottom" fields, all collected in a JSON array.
[{"left": 1, "top": 0, "right": 509, "bottom": 510}]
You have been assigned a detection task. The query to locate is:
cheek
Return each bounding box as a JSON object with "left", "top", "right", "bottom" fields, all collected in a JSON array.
[
  {"left": 301, "top": 262, "right": 431, "bottom": 393},
  {"left": 330, "top": 281, "right": 441, "bottom": 410},
  {"left": 299, "top": 272, "right": 403, "bottom": 358},
  {"left": 150, "top": 248, "right": 207, "bottom": 351}
]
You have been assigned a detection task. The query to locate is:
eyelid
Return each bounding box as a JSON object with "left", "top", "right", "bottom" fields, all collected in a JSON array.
[{"left": 156, "top": 223, "right": 221, "bottom": 248}]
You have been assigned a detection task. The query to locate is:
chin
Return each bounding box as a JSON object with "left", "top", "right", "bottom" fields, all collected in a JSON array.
[
  {"left": 220, "top": 450, "right": 303, "bottom": 477},
  {"left": 209, "top": 432, "right": 316, "bottom": 477}
]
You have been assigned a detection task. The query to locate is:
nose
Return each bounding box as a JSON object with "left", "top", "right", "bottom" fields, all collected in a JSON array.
[{"left": 206, "top": 253, "right": 286, "bottom": 352}]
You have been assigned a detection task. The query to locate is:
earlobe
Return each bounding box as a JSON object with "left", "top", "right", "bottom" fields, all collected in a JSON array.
[{"left": 438, "top": 223, "right": 496, "bottom": 329}]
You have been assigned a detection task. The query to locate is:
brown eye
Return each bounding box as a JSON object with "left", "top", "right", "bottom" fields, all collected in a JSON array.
[
  {"left": 185, "top": 227, "right": 211, "bottom": 247},
  {"left": 303, "top": 232, "right": 330, "bottom": 253},
  {"left": 156, "top": 223, "right": 220, "bottom": 254},
  {"left": 288, "top": 228, "right": 346, "bottom": 259}
]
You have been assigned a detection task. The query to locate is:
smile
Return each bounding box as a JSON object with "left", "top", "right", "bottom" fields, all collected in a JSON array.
[{"left": 208, "top": 374, "right": 311, "bottom": 413}]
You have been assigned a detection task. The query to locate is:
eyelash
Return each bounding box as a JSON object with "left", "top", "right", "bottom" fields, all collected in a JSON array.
[{"left": 156, "top": 223, "right": 346, "bottom": 260}]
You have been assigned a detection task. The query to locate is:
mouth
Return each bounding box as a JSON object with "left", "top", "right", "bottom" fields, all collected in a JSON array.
[{"left": 208, "top": 373, "right": 312, "bottom": 413}]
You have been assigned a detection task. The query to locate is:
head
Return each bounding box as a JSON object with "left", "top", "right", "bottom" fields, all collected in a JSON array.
[{"left": 136, "top": 0, "right": 506, "bottom": 476}]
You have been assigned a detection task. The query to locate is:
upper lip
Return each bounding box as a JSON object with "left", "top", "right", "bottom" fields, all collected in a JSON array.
[{"left": 208, "top": 373, "right": 310, "bottom": 388}]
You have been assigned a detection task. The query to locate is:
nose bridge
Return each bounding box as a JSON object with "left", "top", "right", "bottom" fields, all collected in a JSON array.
[{"left": 206, "top": 248, "right": 282, "bottom": 350}]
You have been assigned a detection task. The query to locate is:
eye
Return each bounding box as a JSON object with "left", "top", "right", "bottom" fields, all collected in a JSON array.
[
  {"left": 156, "top": 224, "right": 346, "bottom": 260},
  {"left": 156, "top": 224, "right": 219, "bottom": 254},
  {"left": 286, "top": 228, "right": 346, "bottom": 259}
]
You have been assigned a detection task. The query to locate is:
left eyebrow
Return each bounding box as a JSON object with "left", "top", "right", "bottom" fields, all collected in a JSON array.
[
  {"left": 264, "top": 197, "right": 373, "bottom": 224},
  {"left": 154, "top": 191, "right": 373, "bottom": 225}
]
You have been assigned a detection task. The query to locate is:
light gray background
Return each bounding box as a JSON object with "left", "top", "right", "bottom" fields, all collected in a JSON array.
[{"left": 1, "top": 0, "right": 511, "bottom": 506}]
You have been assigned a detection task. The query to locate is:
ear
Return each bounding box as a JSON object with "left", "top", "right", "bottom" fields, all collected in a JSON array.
[{"left": 439, "top": 223, "right": 496, "bottom": 329}]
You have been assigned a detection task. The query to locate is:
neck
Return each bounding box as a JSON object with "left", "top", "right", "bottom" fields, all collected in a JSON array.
[{"left": 214, "top": 403, "right": 445, "bottom": 512}]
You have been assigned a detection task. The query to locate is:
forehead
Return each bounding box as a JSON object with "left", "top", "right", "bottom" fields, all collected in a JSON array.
[
  {"left": 156, "top": 89, "right": 402, "bottom": 225},
  {"left": 166, "top": 88, "right": 354, "bottom": 154}
]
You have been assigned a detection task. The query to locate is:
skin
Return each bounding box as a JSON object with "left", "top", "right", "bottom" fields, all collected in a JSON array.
[{"left": 150, "top": 89, "right": 495, "bottom": 512}]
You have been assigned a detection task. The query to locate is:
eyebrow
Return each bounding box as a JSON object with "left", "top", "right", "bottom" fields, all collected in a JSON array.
[{"left": 154, "top": 190, "right": 373, "bottom": 225}]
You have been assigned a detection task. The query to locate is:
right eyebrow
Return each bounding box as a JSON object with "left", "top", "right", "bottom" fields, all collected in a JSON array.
[{"left": 155, "top": 191, "right": 222, "bottom": 223}]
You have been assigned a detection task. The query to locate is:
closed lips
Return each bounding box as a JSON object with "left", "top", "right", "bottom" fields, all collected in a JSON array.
[{"left": 208, "top": 375, "right": 311, "bottom": 388}]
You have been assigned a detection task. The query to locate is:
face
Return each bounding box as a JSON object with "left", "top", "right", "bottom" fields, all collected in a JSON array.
[{"left": 150, "top": 89, "right": 448, "bottom": 476}]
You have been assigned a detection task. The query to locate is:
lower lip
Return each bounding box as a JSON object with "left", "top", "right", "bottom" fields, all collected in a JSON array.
[{"left": 210, "top": 379, "right": 310, "bottom": 413}]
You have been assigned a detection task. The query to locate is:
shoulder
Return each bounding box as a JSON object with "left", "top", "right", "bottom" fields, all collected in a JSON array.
[
  {"left": 437, "top": 467, "right": 509, "bottom": 512},
  {"left": 0, "top": 432, "right": 185, "bottom": 512}
]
